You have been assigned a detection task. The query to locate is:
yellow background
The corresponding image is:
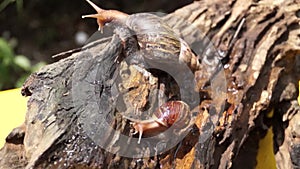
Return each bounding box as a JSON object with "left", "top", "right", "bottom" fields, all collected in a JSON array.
[{"left": 0, "top": 88, "right": 27, "bottom": 148}]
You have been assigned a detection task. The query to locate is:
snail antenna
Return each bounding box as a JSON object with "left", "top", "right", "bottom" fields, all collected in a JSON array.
[{"left": 85, "top": 0, "right": 103, "bottom": 13}]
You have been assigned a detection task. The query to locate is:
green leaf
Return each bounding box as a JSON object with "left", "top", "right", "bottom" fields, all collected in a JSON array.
[
  {"left": 0, "top": 38, "right": 14, "bottom": 65},
  {"left": 14, "top": 55, "right": 31, "bottom": 71},
  {"left": 0, "top": 0, "right": 12, "bottom": 13},
  {"left": 16, "top": 0, "right": 23, "bottom": 13}
]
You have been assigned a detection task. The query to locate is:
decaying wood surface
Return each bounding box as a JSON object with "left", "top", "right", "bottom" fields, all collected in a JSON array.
[{"left": 1, "top": 0, "right": 300, "bottom": 169}]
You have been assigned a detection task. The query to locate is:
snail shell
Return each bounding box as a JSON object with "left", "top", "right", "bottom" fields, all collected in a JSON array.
[{"left": 82, "top": 0, "right": 201, "bottom": 72}]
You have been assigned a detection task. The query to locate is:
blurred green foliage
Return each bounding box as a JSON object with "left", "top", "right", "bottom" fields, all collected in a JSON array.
[
  {"left": 0, "top": 0, "right": 23, "bottom": 13},
  {"left": 0, "top": 38, "right": 45, "bottom": 90}
]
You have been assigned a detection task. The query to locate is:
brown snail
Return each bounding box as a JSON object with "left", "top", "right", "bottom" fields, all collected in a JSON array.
[
  {"left": 129, "top": 101, "right": 191, "bottom": 144},
  {"left": 82, "top": 0, "right": 198, "bottom": 144},
  {"left": 82, "top": 0, "right": 201, "bottom": 72}
]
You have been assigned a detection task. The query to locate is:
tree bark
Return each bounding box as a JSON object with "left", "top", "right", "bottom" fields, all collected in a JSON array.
[{"left": 0, "top": 0, "right": 300, "bottom": 169}]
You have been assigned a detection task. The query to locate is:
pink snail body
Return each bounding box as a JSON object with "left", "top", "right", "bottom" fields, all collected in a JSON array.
[{"left": 131, "top": 101, "right": 191, "bottom": 144}]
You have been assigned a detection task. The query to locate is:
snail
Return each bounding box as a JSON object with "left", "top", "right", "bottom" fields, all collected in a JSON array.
[
  {"left": 129, "top": 101, "right": 191, "bottom": 144},
  {"left": 82, "top": 0, "right": 198, "bottom": 143},
  {"left": 82, "top": 0, "right": 201, "bottom": 72}
]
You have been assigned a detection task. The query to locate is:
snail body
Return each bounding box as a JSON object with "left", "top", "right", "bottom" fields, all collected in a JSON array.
[{"left": 130, "top": 101, "right": 191, "bottom": 144}]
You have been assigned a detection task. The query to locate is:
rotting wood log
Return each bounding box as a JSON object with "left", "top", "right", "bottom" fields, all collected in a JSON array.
[{"left": 0, "top": 0, "right": 300, "bottom": 169}]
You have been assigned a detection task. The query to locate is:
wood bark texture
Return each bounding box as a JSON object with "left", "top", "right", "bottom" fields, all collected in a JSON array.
[{"left": 0, "top": 0, "right": 300, "bottom": 169}]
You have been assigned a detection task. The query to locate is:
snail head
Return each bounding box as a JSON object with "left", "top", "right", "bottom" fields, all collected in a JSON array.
[{"left": 82, "top": 0, "right": 128, "bottom": 32}]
